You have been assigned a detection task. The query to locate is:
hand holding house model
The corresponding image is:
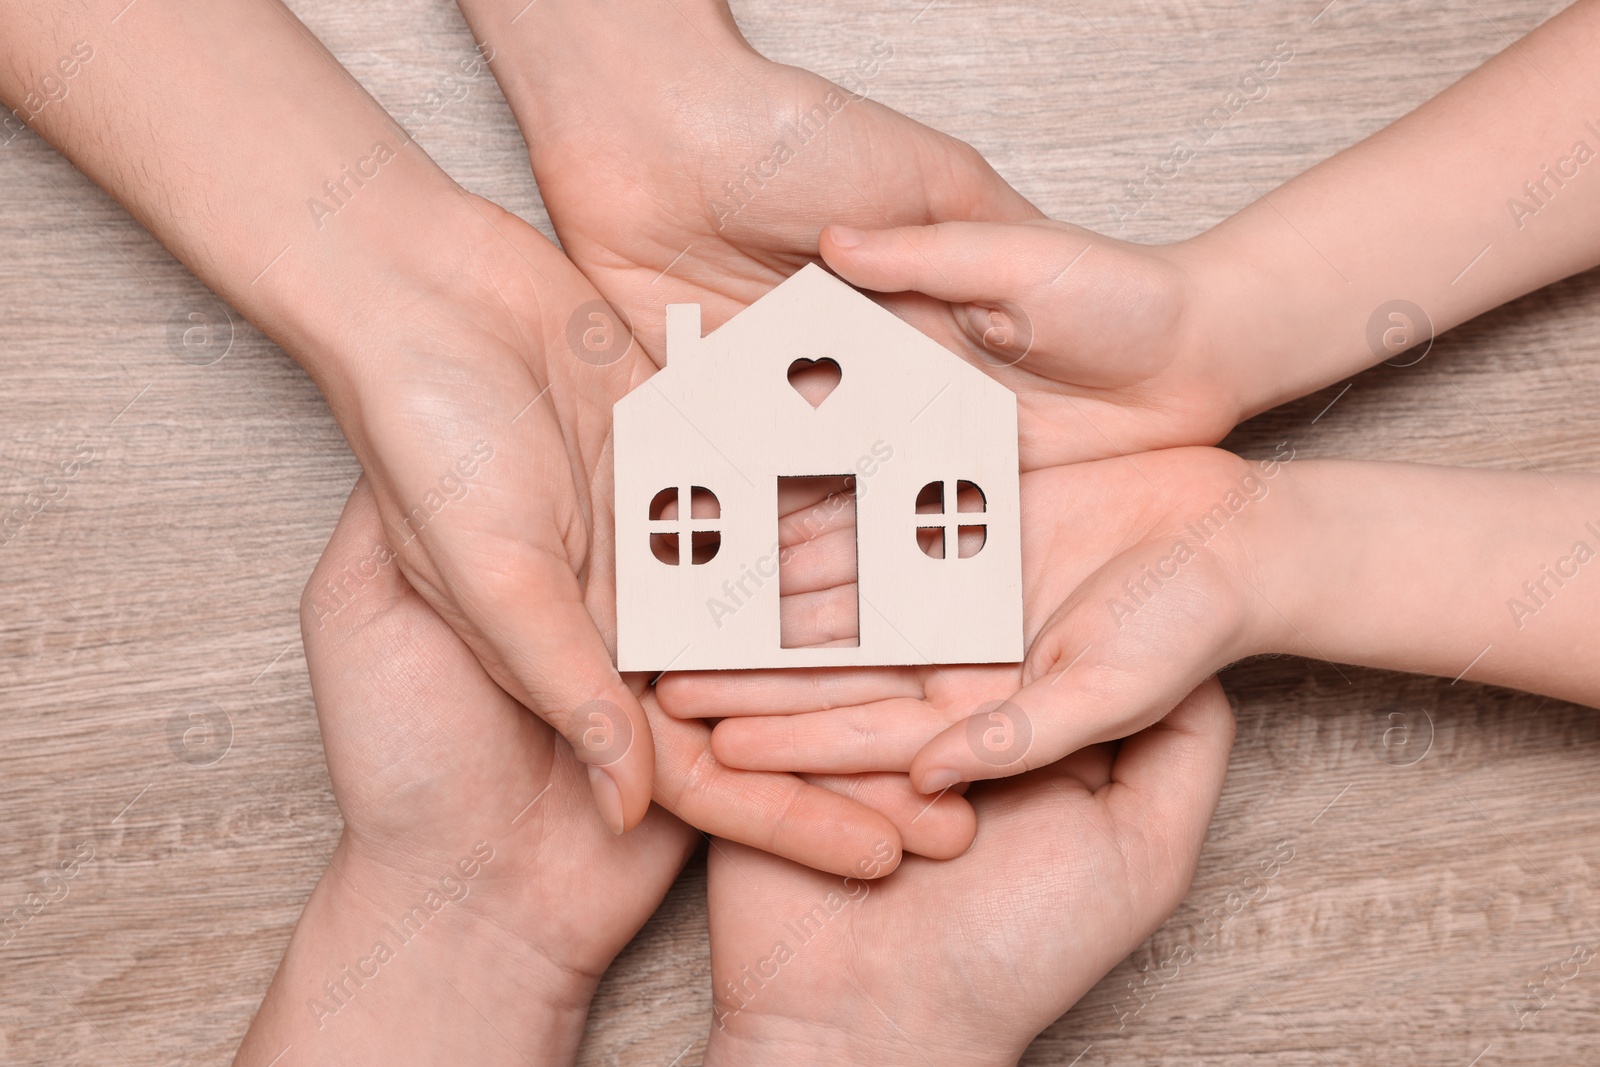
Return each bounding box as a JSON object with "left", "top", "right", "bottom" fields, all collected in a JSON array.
[{"left": 613, "top": 264, "right": 1024, "bottom": 672}]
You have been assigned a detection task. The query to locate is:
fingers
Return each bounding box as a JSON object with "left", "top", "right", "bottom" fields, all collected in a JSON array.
[
  {"left": 820, "top": 220, "right": 1072, "bottom": 307},
  {"left": 1103, "top": 677, "right": 1236, "bottom": 916},
  {"left": 773, "top": 475, "right": 862, "bottom": 643},
  {"left": 909, "top": 548, "right": 1245, "bottom": 793},
  {"left": 778, "top": 476, "right": 856, "bottom": 547},
  {"left": 655, "top": 665, "right": 923, "bottom": 718},
  {"left": 306, "top": 481, "right": 654, "bottom": 834},
  {"left": 778, "top": 585, "right": 862, "bottom": 647},
  {"left": 777, "top": 474, "right": 849, "bottom": 515},
  {"left": 462, "top": 553, "right": 657, "bottom": 835},
  {"left": 823, "top": 219, "right": 1191, "bottom": 392},
  {"left": 711, "top": 698, "right": 951, "bottom": 773},
  {"left": 643, "top": 691, "right": 909, "bottom": 879},
  {"left": 775, "top": 525, "right": 859, "bottom": 596},
  {"left": 803, "top": 772, "right": 976, "bottom": 860},
  {"left": 820, "top": 219, "right": 1067, "bottom": 381},
  {"left": 1108, "top": 676, "right": 1235, "bottom": 831}
]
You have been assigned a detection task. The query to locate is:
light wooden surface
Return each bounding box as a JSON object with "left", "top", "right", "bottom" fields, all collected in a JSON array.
[{"left": 3, "top": 0, "right": 1598, "bottom": 1063}]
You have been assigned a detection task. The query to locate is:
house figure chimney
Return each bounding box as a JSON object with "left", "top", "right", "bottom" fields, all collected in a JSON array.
[{"left": 665, "top": 303, "right": 701, "bottom": 364}]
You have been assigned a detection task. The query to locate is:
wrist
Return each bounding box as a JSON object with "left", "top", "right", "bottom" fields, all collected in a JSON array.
[
  {"left": 1172, "top": 213, "right": 1366, "bottom": 421},
  {"left": 1163, "top": 223, "right": 1290, "bottom": 423},
  {"left": 1225, "top": 449, "right": 1318, "bottom": 658},
  {"left": 455, "top": 0, "right": 749, "bottom": 145},
  {"left": 237, "top": 835, "right": 597, "bottom": 1066},
  {"left": 251, "top": 182, "right": 556, "bottom": 470},
  {"left": 245, "top": 174, "right": 500, "bottom": 395}
]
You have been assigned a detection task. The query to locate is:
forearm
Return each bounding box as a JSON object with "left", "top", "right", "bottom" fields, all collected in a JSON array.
[
  {"left": 0, "top": 0, "right": 487, "bottom": 405},
  {"left": 236, "top": 842, "right": 593, "bottom": 1066},
  {"left": 1188, "top": 0, "right": 1600, "bottom": 416},
  {"left": 1243, "top": 461, "right": 1600, "bottom": 706}
]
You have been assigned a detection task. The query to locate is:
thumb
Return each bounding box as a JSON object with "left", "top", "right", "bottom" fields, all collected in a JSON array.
[
  {"left": 820, "top": 220, "right": 1074, "bottom": 307},
  {"left": 458, "top": 557, "right": 657, "bottom": 836},
  {"left": 823, "top": 220, "right": 1189, "bottom": 392},
  {"left": 909, "top": 544, "right": 1247, "bottom": 793},
  {"left": 1102, "top": 676, "right": 1236, "bottom": 918},
  {"left": 1108, "top": 676, "right": 1236, "bottom": 834}
]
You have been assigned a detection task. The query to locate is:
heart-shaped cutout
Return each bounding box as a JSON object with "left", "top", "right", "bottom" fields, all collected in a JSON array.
[{"left": 787, "top": 357, "right": 842, "bottom": 409}]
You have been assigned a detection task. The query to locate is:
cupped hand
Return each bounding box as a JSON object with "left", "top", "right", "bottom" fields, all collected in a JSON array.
[
  {"left": 495, "top": 10, "right": 1040, "bottom": 363},
  {"left": 234, "top": 477, "right": 697, "bottom": 1063},
  {"left": 699, "top": 680, "right": 1236, "bottom": 1067},
  {"left": 341, "top": 193, "right": 982, "bottom": 863},
  {"left": 302, "top": 479, "right": 696, "bottom": 967},
  {"left": 331, "top": 193, "right": 662, "bottom": 832},
  {"left": 819, "top": 219, "right": 1246, "bottom": 467},
  {"left": 345, "top": 195, "right": 979, "bottom": 870},
  {"left": 315, "top": 475, "right": 973, "bottom": 888},
  {"left": 660, "top": 446, "right": 1282, "bottom": 791}
]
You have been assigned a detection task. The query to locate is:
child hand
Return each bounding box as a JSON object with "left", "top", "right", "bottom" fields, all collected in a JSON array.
[
  {"left": 660, "top": 446, "right": 1280, "bottom": 792},
  {"left": 585, "top": 379, "right": 977, "bottom": 869},
  {"left": 819, "top": 220, "right": 1243, "bottom": 467},
  {"left": 822, "top": 0, "right": 1600, "bottom": 474},
  {"left": 668, "top": 446, "right": 1600, "bottom": 792}
]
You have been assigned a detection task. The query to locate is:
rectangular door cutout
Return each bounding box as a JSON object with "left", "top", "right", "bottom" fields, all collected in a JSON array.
[{"left": 776, "top": 475, "right": 860, "bottom": 649}]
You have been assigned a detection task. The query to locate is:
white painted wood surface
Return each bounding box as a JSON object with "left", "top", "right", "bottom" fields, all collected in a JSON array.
[{"left": 614, "top": 265, "right": 1023, "bottom": 671}]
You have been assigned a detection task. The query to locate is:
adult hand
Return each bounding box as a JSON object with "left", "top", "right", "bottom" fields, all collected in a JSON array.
[
  {"left": 328, "top": 193, "right": 669, "bottom": 832},
  {"left": 236, "top": 479, "right": 697, "bottom": 1065},
  {"left": 0, "top": 0, "right": 662, "bottom": 830},
  {"left": 452, "top": 0, "right": 1227, "bottom": 471},
  {"left": 452, "top": 0, "right": 1041, "bottom": 362},
  {"left": 239, "top": 480, "right": 977, "bottom": 1063},
  {"left": 283, "top": 149, "right": 969, "bottom": 862},
  {"left": 699, "top": 680, "right": 1236, "bottom": 1067}
]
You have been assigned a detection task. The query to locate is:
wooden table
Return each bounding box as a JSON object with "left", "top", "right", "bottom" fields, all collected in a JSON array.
[{"left": 3, "top": 0, "right": 1597, "bottom": 1062}]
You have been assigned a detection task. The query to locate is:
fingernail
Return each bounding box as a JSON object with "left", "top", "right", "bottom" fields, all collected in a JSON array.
[
  {"left": 588, "top": 765, "right": 626, "bottom": 835},
  {"left": 828, "top": 226, "right": 867, "bottom": 248},
  {"left": 919, "top": 768, "right": 962, "bottom": 794}
]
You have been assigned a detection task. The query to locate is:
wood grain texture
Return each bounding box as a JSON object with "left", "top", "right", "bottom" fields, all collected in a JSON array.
[{"left": 2, "top": 0, "right": 1597, "bottom": 1064}]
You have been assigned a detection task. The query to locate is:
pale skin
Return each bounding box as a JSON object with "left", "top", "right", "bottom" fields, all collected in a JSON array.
[
  {"left": 445, "top": 0, "right": 1040, "bottom": 369},
  {"left": 9, "top": 25, "right": 1007, "bottom": 1048},
  {"left": 0, "top": 1, "right": 1068, "bottom": 1058},
  {"left": 235, "top": 480, "right": 977, "bottom": 1064},
  {"left": 239, "top": 480, "right": 1235, "bottom": 1065},
  {"left": 0, "top": 0, "right": 1015, "bottom": 855},
  {"left": 664, "top": 450, "right": 1600, "bottom": 788},
  {"left": 0, "top": 0, "right": 660, "bottom": 830},
  {"left": 701, "top": 680, "right": 1235, "bottom": 1067},
  {"left": 659, "top": 0, "right": 1600, "bottom": 792},
  {"left": 250, "top": 0, "right": 1600, "bottom": 1059},
  {"left": 0, "top": 0, "right": 1056, "bottom": 833},
  {"left": 234, "top": 482, "right": 697, "bottom": 1067},
  {"left": 805, "top": 0, "right": 1600, "bottom": 467},
  {"left": 15, "top": 0, "right": 1600, "bottom": 1064}
]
